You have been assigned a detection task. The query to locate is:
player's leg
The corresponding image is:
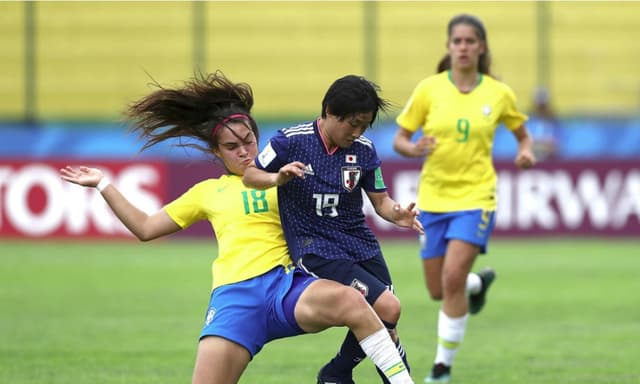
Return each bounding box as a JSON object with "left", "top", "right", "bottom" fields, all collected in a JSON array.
[
  {"left": 423, "top": 211, "right": 495, "bottom": 309},
  {"left": 422, "top": 256, "right": 445, "bottom": 300},
  {"left": 364, "top": 255, "right": 411, "bottom": 384},
  {"left": 293, "top": 278, "right": 413, "bottom": 384},
  {"left": 466, "top": 210, "right": 497, "bottom": 315},
  {"left": 192, "top": 336, "right": 250, "bottom": 384},
  {"left": 298, "top": 255, "right": 405, "bottom": 383},
  {"left": 425, "top": 210, "right": 496, "bottom": 383},
  {"left": 193, "top": 275, "right": 272, "bottom": 384},
  {"left": 425, "top": 239, "right": 477, "bottom": 383},
  {"left": 442, "top": 240, "right": 478, "bottom": 316},
  {"left": 427, "top": 239, "right": 477, "bottom": 380},
  {"left": 418, "top": 211, "right": 449, "bottom": 301},
  {"left": 419, "top": 211, "right": 455, "bottom": 383},
  {"left": 468, "top": 266, "right": 496, "bottom": 314}
]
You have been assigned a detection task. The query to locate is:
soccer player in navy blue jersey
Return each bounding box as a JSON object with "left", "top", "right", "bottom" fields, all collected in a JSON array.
[
  {"left": 243, "top": 75, "right": 423, "bottom": 384},
  {"left": 61, "top": 72, "right": 415, "bottom": 384}
]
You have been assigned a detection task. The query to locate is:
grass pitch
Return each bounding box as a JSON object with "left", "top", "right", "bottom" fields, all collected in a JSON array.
[{"left": 1, "top": 238, "right": 639, "bottom": 383}]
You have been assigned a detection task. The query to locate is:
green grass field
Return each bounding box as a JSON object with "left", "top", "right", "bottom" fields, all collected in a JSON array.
[{"left": 1, "top": 238, "right": 639, "bottom": 383}]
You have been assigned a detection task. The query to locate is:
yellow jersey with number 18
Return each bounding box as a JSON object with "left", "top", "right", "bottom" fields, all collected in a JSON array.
[
  {"left": 396, "top": 71, "right": 527, "bottom": 212},
  {"left": 164, "top": 174, "right": 291, "bottom": 290}
]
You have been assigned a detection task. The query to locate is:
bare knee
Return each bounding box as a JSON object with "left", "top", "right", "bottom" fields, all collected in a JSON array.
[
  {"left": 373, "top": 291, "right": 402, "bottom": 324},
  {"left": 424, "top": 278, "right": 443, "bottom": 300},
  {"left": 325, "top": 286, "right": 368, "bottom": 323},
  {"left": 442, "top": 268, "right": 468, "bottom": 296},
  {"left": 428, "top": 290, "right": 443, "bottom": 301}
]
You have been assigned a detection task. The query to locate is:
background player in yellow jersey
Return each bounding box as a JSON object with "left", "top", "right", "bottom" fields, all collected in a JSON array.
[
  {"left": 393, "top": 14, "right": 536, "bottom": 383},
  {"left": 60, "top": 72, "right": 414, "bottom": 384}
]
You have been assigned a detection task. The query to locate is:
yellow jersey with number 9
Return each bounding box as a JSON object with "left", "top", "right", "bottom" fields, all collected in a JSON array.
[
  {"left": 396, "top": 71, "right": 527, "bottom": 212},
  {"left": 164, "top": 174, "right": 291, "bottom": 290}
]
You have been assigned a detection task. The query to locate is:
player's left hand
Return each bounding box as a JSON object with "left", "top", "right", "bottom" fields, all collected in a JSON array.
[{"left": 392, "top": 202, "right": 424, "bottom": 234}]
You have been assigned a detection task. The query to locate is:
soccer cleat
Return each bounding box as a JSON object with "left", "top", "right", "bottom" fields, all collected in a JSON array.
[
  {"left": 424, "top": 363, "right": 451, "bottom": 383},
  {"left": 316, "top": 363, "right": 355, "bottom": 384},
  {"left": 469, "top": 267, "right": 496, "bottom": 315}
]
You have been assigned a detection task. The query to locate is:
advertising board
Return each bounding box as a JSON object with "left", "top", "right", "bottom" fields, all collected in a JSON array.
[{"left": 0, "top": 160, "right": 637, "bottom": 239}]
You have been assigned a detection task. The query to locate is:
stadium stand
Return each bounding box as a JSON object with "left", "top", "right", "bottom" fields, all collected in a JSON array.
[{"left": 0, "top": 2, "right": 638, "bottom": 121}]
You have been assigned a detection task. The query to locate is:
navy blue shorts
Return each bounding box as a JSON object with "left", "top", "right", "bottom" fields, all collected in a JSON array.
[
  {"left": 419, "top": 209, "right": 496, "bottom": 259},
  {"left": 297, "top": 253, "right": 393, "bottom": 306},
  {"left": 199, "top": 265, "right": 316, "bottom": 358}
]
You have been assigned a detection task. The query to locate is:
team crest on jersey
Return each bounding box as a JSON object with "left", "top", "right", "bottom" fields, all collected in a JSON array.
[
  {"left": 341, "top": 166, "right": 361, "bottom": 191},
  {"left": 351, "top": 278, "right": 369, "bottom": 297}
]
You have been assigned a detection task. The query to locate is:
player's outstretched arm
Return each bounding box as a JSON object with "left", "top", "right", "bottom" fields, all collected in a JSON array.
[
  {"left": 242, "top": 160, "right": 307, "bottom": 189},
  {"left": 366, "top": 191, "right": 423, "bottom": 234},
  {"left": 60, "top": 166, "right": 181, "bottom": 241}
]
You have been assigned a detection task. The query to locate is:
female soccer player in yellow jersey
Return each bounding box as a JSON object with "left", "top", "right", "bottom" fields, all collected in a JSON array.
[
  {"left": 393, "top": 14, "right": 536, "bottom": 383},
  {"left": 60, "top": 72, "right": 414, "bottom": 384}
]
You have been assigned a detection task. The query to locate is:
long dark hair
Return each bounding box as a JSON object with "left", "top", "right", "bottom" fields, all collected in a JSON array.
[
  {"left": 436, "top": 14, "right": 492, "bottom": 75},
  {"left": 126, "top": 70, "right": 258, "bottom": 156}
]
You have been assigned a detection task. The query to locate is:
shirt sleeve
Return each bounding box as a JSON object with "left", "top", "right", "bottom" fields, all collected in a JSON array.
[
  {"left": 360, "top": 144, "right": 386, "bottom": 193},
  {"left": 255, "top": 130, "right": 289, "bottom": 172},
  {"left": 164, "top": 181, "right": 209, "bottom": 229},
  {"left": 395, "top": 78, "right": 431, "bottom": 132},
  {"left": 500, "top": 85, "right": 528, "bottom": 131}
]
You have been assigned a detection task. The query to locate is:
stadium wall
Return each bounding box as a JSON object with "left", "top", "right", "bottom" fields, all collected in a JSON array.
[{"left": 1, "top": 1, "right": 639, "bottom": 120}]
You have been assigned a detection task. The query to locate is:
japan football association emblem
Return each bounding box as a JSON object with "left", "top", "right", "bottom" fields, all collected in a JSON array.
[
  {"left": 350, "top": 278, "right": 369, "bottom": 297},
  {"left": 341, "top": 166, "right": 361, "bottom": 191}
]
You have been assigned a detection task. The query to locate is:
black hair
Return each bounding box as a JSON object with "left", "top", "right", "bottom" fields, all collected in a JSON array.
[{"left": 320, "top": 75, "right": 391, "bottom": 126}]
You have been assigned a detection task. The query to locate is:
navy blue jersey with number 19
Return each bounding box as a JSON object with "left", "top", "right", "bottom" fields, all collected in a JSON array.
[{"left": 255, "top": 120, "right": 387, "bottom": 263}]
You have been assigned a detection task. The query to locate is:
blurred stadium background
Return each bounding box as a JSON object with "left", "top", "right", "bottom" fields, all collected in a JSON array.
[
  {"left": 1, "top": 2, "right": 639, "bottom": 383},
  {"left": 0, "top": 1, "right": 638, "bottom": 239}
]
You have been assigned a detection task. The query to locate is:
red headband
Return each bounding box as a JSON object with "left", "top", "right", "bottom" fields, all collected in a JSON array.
[{"left": 211, "top": 113, "right": 250, "bottom": 138}]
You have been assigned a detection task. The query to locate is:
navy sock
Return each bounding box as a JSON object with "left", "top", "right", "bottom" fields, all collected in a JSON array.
[{"left": 324, "top": 330, "right": 366, "bottom": 376}]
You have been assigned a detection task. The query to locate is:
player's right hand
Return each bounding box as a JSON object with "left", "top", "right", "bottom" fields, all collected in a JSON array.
[
  {"left": 276, "top": 161, "right": 307, "bottom": 185},
  {"left": 415, "top": 136, "right": 437, "bottom": 156},
  {"left": 59, "top": 166, "right": 104, "bottom": 188}
]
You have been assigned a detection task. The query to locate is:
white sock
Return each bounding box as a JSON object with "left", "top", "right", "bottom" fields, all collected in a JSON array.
[
  {"left": 360, "top": 328, "right": 414, "bottom": 383},
  {"left": 466, "top": 272, "right": 482, "bottom": 295},
  {"left": 434, "top": 310, "right": 468, "bottom": 366}
]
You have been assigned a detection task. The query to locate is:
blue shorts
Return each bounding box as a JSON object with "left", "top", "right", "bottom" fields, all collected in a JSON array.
[
  {"left": 419, "top": 209, "right": 496, "bottom": 259},
  {"left": 200, "top": 265, "right": 316, "bottom": 358},
  {"left": 297, "top": 253, "right": 393, "bottom": 307}
]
